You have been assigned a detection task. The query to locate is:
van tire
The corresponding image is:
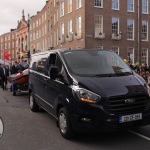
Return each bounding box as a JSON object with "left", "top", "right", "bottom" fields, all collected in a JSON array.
[
  {"left": 29, "top": 92, "right": 39, "bottom": 112},
  {"left": 58, "top": 108, "right": 74, "bottom": 139}
]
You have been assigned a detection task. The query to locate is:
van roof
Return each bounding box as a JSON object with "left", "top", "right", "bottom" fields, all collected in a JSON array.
[{"left": 31, "top": 48, "right": 113, "bottom": 57}]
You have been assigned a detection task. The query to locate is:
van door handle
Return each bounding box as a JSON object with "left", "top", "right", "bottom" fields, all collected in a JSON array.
[{"left": 44, "top": 77, "right": 49, "bottom": 81}]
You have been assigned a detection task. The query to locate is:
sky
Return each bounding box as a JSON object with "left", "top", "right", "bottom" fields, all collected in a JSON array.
[{"left": 0, "top": 0, "right": 47, "bottom": 35}]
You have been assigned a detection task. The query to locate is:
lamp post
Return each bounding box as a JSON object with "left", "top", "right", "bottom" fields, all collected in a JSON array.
[{"left": 27, "top": 14, "right": 30, "bottom": 63}]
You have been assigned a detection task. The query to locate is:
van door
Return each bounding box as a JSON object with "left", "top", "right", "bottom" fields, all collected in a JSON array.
[
  {"left": 44, "top": 53, "right": 69, "bottom": 115},
  {"left": 33, "top": 55, "right": 49, "bottom": 108}
]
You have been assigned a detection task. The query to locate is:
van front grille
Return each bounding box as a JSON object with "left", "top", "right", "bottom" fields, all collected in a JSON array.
[{"left": 105, "top": 95, "right": 149, "bottom": 115}]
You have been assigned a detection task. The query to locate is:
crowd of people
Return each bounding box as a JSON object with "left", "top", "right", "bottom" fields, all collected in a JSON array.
[
  {"left": 0, "top": 58, "right": 150, "bottom": 91},
  {"left": 0, "top": 60, "right": 29, "bottom": 90},
  {"left": 125, "top": 59, "right": 150, "bottom": 85}
]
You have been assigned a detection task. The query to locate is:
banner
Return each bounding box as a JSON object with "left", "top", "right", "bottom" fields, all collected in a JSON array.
[{"left": 4, "top": 50, "right": 11, "bottom": 61}]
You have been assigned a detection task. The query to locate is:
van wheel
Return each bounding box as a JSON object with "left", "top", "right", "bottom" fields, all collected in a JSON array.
[
  {"left": 29, "top": 92, "right": 39, "bottom": 112},
  {"left": 58, "top": 108, "right": 74, "bottom": 139}
]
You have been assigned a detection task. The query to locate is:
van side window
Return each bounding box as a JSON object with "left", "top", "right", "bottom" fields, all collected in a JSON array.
[
  {"left": 36, "top": 57, "right": 48, "bottom": 74},
  {"left": 49, "top": 53, "right": 68, "bottom": 82}
]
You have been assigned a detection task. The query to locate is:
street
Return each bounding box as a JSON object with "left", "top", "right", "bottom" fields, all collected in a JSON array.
[{"left": 0, "top": 88, "right": 150, "bottom": 150}]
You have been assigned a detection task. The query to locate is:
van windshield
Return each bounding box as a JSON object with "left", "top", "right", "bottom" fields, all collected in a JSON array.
[{"left": 62, "top": 50, "right": 132, "bottom": 77}]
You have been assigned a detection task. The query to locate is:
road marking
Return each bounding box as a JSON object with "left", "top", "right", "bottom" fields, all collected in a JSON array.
[
  {"left": 0, "top": 118, "right": 3, "bottom": 138},
  {"left": 129, "top": 130, "right": 150, "bottom": 142}
]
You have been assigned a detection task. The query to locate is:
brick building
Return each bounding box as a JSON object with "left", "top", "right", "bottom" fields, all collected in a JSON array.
[
  {"left": 29, "top": 0, "right": 150, "bottom": 65},
  {"left": 0, "top": 29, "right": 17, "bottom": 62},
  {"left": 1, "top": 0, "right": 150, "bottom": 65},
  {"left": 16, "top": 10, "right": 29, "bottom": 61}
]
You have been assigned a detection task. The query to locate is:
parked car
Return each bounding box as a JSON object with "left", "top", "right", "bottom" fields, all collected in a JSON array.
[{"left": 29, "top": 48, "right": 150, "bottom": 139}]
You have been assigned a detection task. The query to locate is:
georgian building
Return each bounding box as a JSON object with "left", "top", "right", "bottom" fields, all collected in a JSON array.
[
  {"left": 16, "top": 10, "right": 29, "bottom": 61},
  {"left": 0, "top": 29, "right": 17, "bottom": 62},
  {"left": 1, "top": 0, "right": 150, "bottom": 64},
  {"left": 28, "top": 0, "right": 150, "bottom": 64}
]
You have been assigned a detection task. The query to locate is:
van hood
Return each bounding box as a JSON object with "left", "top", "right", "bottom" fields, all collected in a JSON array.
[{"left": 73, "top": 74, "right": 146, "bottom": 97}]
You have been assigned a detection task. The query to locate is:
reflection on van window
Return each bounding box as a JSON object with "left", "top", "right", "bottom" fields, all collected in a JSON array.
[{"left": 63, "top": 50, "right": 132, "bottom": 76}]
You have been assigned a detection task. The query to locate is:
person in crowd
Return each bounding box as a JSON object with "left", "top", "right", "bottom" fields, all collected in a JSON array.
[
  {"left": 127, "top": 61, "right": 134, "bottom": 69},
  {"left": 133, "top": 62, "right": 140, "bottom": 74},
  {"left": 11, "top": 61, "right": 19, "bottom": 74},
  {"left": 18, "top": 59, "right": 29, "bottom": 71},
  {"left": 140, "top": 63, "right": 148, "bottom": 81},
  {"left": 0, "top": 64, "right": 9, "bottom": 90}
]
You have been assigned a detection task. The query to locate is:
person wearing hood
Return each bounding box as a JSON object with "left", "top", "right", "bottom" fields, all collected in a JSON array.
[{"left": 0, "top": 64, "right": 9, "bottom": 90}]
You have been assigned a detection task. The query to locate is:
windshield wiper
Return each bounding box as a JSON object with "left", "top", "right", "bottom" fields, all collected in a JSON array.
[
  {"left": 115, "top": 72, "right": 132, "bottom": 76},
  {"left": 93, "top": 73, "right": 116, "bottom": 77}
]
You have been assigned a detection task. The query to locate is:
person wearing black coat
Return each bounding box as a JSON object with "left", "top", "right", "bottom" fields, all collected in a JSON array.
[
  {"left": 11, "top": 61, "right": 19, "bottom": 74},
  {"left": 0, "top": 64, "right": 9, "bottom": 90}
]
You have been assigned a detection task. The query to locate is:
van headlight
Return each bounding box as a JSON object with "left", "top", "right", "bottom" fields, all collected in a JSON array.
[{"left": 72, "top": 86, "right": 101, "bottom": 103}]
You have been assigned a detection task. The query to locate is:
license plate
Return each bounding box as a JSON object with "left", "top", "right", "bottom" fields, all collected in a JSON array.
[{"left": 119, "top": 113, "right": 142, "bottom": 123}]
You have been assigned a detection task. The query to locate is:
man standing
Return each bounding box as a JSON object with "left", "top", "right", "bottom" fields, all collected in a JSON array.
[
  {"left": 0, "top": 64, "right": 9, "bottom": 90},
  {"left": 11, "top": 61, "right": 19, "bottom": 74}
]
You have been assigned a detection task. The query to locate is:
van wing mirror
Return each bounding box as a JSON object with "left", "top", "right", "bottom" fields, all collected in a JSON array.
[{"left": 49, "top": 66, "right": 60, "bottom": 80}]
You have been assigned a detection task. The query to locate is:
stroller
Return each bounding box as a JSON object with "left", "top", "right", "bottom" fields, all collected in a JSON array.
[{"left": 7, "top": 69, "right": 29, "bottom": 96}]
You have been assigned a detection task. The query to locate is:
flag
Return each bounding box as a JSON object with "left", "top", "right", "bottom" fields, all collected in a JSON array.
[{"left": 4, "top": 50, "right": 11, "bottom": 61}]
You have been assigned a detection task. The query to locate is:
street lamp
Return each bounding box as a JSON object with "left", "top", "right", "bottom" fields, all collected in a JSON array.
[{"left": 27, "top": 14, "right": 30, "bottom": 63}]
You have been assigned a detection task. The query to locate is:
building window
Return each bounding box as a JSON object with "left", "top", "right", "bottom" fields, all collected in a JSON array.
[
  {"left": 12, "top": 42, "right": 14, "bottom": 48},
  {"left": 54, "top": 13, "right": 56, "bottom": 25},
  {"left": 112, "top": 47, "right": 119, "bottom": 55},
  {"left": 142, "top": 20, "right": 148, "bottom": 41},
  {"left": 95, "top": 0, "right": 103, "bottom": 8},
  {"left": 95, "top": 15, "right": 103, "bottom": 35},
  {"left": 60, "top": 1, "right": 64, "bottom": 17},
  {"left": 142, "top": 0, "right": 148, "bottom": 14},
  {"left": 68, "top": 0, "right": 72, "bottom": 13},
  {"left": 5, "top": 44, "right": 7, "bottom": 49},
  {"left": 112, "top": 17, "right": 119, "bottom": 35},
  {"left": 95, "top": 45, "right": 103, "bottom": 49},
  {"left": 36, "top": 31, "right": 39, "bottom": 39},
  {"left": 127, "top": 48, "right": 134, "bottom": 64},
  {"left": 60, "top": 23, "right": 65, "bottom": 42},
  {"left": 42, "top": 14, "right": 44, "bottom": 23},
  {"left": 8, "top": 43, "right": 10, "bottom": 49},
  {"left": 127, "top": 0, "right": 134, "bottom": 12},
  {"left": 76, "top": 16, "right": 82, "bottom": 36},
  {"left": 45, "top": 11, "right": 47, "bottom": 20},
  {"left": 30, "top": 34, "right": 32, "bottom": 42},
  {"left": 127, "top": 19, "right": 134, "bottom": 40},
  {"left": 36, "top": 20, "right": 39, "bottom": 27},
  {"left": 68, "top": 20, "right": 72, "bottom": 34},
  {"left": 77, "top": 0, "right": 82, "bottom": 9},
  {"left": 141, "top": 48, "right": 148, "bottom": 64},
  {"left": 39, "top": 19, "right": 41, "bottom": 25},
  {"left": 112, "top": 0, "right": 119, "bottom": 10}
]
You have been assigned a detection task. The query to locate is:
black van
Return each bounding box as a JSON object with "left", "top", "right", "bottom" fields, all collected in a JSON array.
[{"left": 29, "top": 49, "right": 150, "bottom": 139}]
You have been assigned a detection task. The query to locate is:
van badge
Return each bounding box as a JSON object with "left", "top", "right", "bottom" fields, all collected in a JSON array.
[{"left": 125, "top": 98, "right": 135, "bottom": 104}]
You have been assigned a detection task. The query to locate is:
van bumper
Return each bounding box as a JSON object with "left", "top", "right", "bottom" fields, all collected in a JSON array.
[{"left": 69, "top": 111, "right": 150, "bottom": 133}]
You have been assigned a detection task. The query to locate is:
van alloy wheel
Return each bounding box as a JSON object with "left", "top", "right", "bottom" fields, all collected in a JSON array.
[
  {"left": 29, "top": 92, "right": 39, "bottom": 112},
  {"left": 59, "top": 113, "right": 67, "bottom": 134},
  {"left": 58, "top": 108, "right": 74, "bottom": 139}
]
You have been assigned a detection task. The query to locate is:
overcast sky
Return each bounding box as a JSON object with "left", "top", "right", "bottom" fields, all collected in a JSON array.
[{"left": 0, "top": 0, "right": 46, "bottom": 35}]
